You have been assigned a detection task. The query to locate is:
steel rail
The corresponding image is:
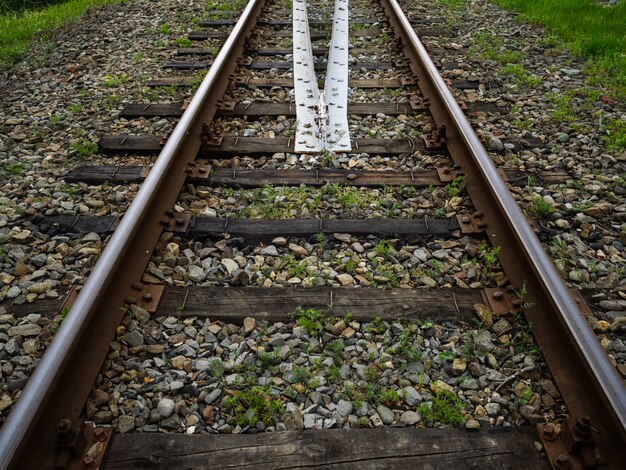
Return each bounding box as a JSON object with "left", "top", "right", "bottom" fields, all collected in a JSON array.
[
  {"left": 0, "top": 1, "right": 266, "bottom": 468},
  {"left": 380, "top": 0, "right": 626, "bottom": 463}
]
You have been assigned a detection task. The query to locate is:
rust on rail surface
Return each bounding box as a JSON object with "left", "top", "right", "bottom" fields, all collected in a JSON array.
[
  {"left": 0, "top": 1, "right": 266, "bottom": 468},
  {"left": 380, "top": 0, "right": 625, "bottom": 466}
]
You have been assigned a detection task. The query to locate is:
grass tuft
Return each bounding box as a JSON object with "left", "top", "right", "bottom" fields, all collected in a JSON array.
[
  {"left": 492, "top": 0, "right": 626, "bottom": 99},
  {"left": 0, "top": 0, "right": 126, "bottom": 69}
]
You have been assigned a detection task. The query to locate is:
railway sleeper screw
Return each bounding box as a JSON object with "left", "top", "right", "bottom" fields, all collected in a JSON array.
[
  {"left": 574, "top": 416, "right": 592, "bottom": 437},
  {"left": 492, "top": 291, "right": 504, "bottom": 301},
  {"left": 125, "top": 296, "right": 137, "bottom": 305},
  {"left": 142, "top": 293, "right": 153, "bottom": 301},
  {"left": 55, "top": 418, "right": 86, "bottom": 459},
  {"left": 131, "top": 282, "right": 143, "bottom": 291},
  {"left": 553, "top": 454, "right": 571, "bottom": 469},
  {"left": 541, "top": 424, "right": 557, "bottom": 441}
]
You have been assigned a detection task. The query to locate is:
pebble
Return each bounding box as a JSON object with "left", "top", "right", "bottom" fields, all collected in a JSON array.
[
  {"left": 376, "top": 405, "right": 395, "bottom": 425},
  {"left": 158, "top": 399, "right": 175, "bottom": 418}
]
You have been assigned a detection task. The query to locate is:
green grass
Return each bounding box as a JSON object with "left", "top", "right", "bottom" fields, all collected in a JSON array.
[
  {"left": 0, "top": 0, "right": 126, "bottom": 69},
  {"left": 419, "top": 390, "right": 465, "bottom": 425},
  {"left": 530, "top": 196, "right": 555, "bottom": 219},
  {"left": 224, "top": 386, "right": 283, "bottom": 427},
  {"left": 604, "top": 118, "right": 626, "bottom": 152},
  {"left": 492, "top": 0, "right": 626, "bottom": 99}
]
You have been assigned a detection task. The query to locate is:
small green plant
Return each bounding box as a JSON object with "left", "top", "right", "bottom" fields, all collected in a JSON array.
[
  {"left": 50, "top": 307, "right": 69, "bottom": 334},
  {"left": 374, "top": 239, "right": 394, "bottom": 258},
  {"left": 159, "top": 22, "right": 171, "bottom": 35},
  {"left": 364, "top": 366, "right": 380, "bottom": 384},
  {"left": 383, "top": 86, "right": 403, "bottom": 97},
  {"left": 549, "top": 92, "right": 576, "bottom": 123},
  {"left": 49, "top": 114, "right": 63, "bottom": 126},
  {"left": 295, "top": 307, "right": 325, "bottom": 336},
  {"left": 66, "top": 103, "right": 82, "bottom": 114},
  {"left": 103, "top": 73, "right": 129, "bottom": 88},
  {"left": 480, "top": 242, "right": 500, "bottom": 266},
  {"left": 445, "top": 175, "right": 466, "bottom": 198},
  {"left": 315, "top": 232, "right": 327, "bottom": 250},
  {"left": 604, "top": 118, "right": 626, "bottom": 152},
  {"left": 419, "top": 390, "right": 465, "bottom": 425},
  {"left": 174, "top": 36, "right": 192, "bottom": 48},
  {"left": 71, "top": 140, "right": 98, "bottom": 158},
  {"left": 59, "top": 183, "right": 78, "bottom": 196},
  {"left": 437, "top": 350, "right": 456, "bottom": 361},
  {"left": 379, "top": 387, "right": 402, "bottom": 406},
  {"left": 328, "top": 339, "right": 344, "bottom": 366},
  {"left": 0, "top": 163, "right": 24, "bottom": 176},
  {"left": 210, "top": 359, "right": 225, "bottom": 379},
  {"left": 258, "top": 350, "right": 280, "bottom": 370},
  {"left": 530, "top": 196, "right": 555, "bottom": 219},
  {"left": 224, "top": 386, "right": 283, "bottom": 427},
  {"left": 500, "top": 64, "right": 541, "bottom": 87},
  {"left": 513, "top": 282, "right": 534, "bottom": 310},
  {"left": 327, "top": 364, "right": 341, "bottom": 383},
  {"left": 132, "top": 52, "right": 144, "bottom": 64}
]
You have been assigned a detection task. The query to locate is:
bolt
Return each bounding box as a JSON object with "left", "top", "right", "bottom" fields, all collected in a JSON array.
[
  {"left": 574, "top": 416, "right": 592, "bottom": 437},
  {"left": 554, "top": 454, "right": 571, "bottom": 469},
  {"left": 142, "top": 293, "right": 152, "bottom": 301},
  {"left": 175, "top": 218, "right": 184, "bottom": 226},
  {"left": 56, "top": 419, "right": 74, "bottom": 441},
  {"left": 541, "top": 424, "right": 557, "bottom": 441},
  {"left": 461, "top": 216, "right": 470, "bottom": 224},
  {"left": 131, "top": 282, "right": 143, "bottom": 291},
  {"left": 474, "top": 211, "right": 484, "bottom": 218},
  {"left": 493, "top": 291, "right": 504, "bottom": 301}
]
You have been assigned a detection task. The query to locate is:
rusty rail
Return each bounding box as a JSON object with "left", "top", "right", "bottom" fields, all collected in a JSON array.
[
  {"left": 0, "top": 1, "right": 266, "bottom": 468},
  {"left": 380, "top": 0, "right": 625, "bottom": 464}
]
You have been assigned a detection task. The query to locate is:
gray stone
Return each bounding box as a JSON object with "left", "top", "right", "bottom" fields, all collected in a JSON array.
[
  {"left": 492, "top": 319, "right": 511, "bottom": 336},
  {"left": 8, "top": 323, "right": 41, "bottom": 336},
  {"left": 117, "top": 415, "right": 135, "bottom": 433},
  {"left": 336, "top": 399, "right": 353, "bottom": 417},
  {"left": 376, "top": 405, "right": 394, "bottom": 425},
  {"left": 188, "top": 265, "right": 205, "bottom": 282},
  {"left": 488, "top": 137, "right": 504, "bottom": 152},
  {"left": 473, "top": 330, "right": 495, "bottom": 353},
  {"left": 403, "top": 386, "right": 422, "bottom": 406},
  {"left": 161, "top": 414, "right": 182, "bottom": 430},
  {"left": 158, "top": 398, "right": 175, "bottom": 418},
  {"left": 120, "top": 330, "right": 144, "bottom": 347},
  {"left": 303, "top": 413, "right": 319, "bottom": 429},
  {"left": 260, "top": 245, "right": 279, "bottom": 256},
  {"left": 485, "top": 402, "right": 500, "bottom": 416},
  {"left": 399, "top": 410, "right": 420, "bottom": 425},
  {"left": 204, "top": 388, "right": 222, "bottom": 405},
  {"left": 333, "top": 233, "right": 352, "bottom": 243}
]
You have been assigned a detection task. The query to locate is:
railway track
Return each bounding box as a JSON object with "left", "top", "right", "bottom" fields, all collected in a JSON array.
[{"left": 0, "top": 0, "right": 624, "bottom": 468}]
